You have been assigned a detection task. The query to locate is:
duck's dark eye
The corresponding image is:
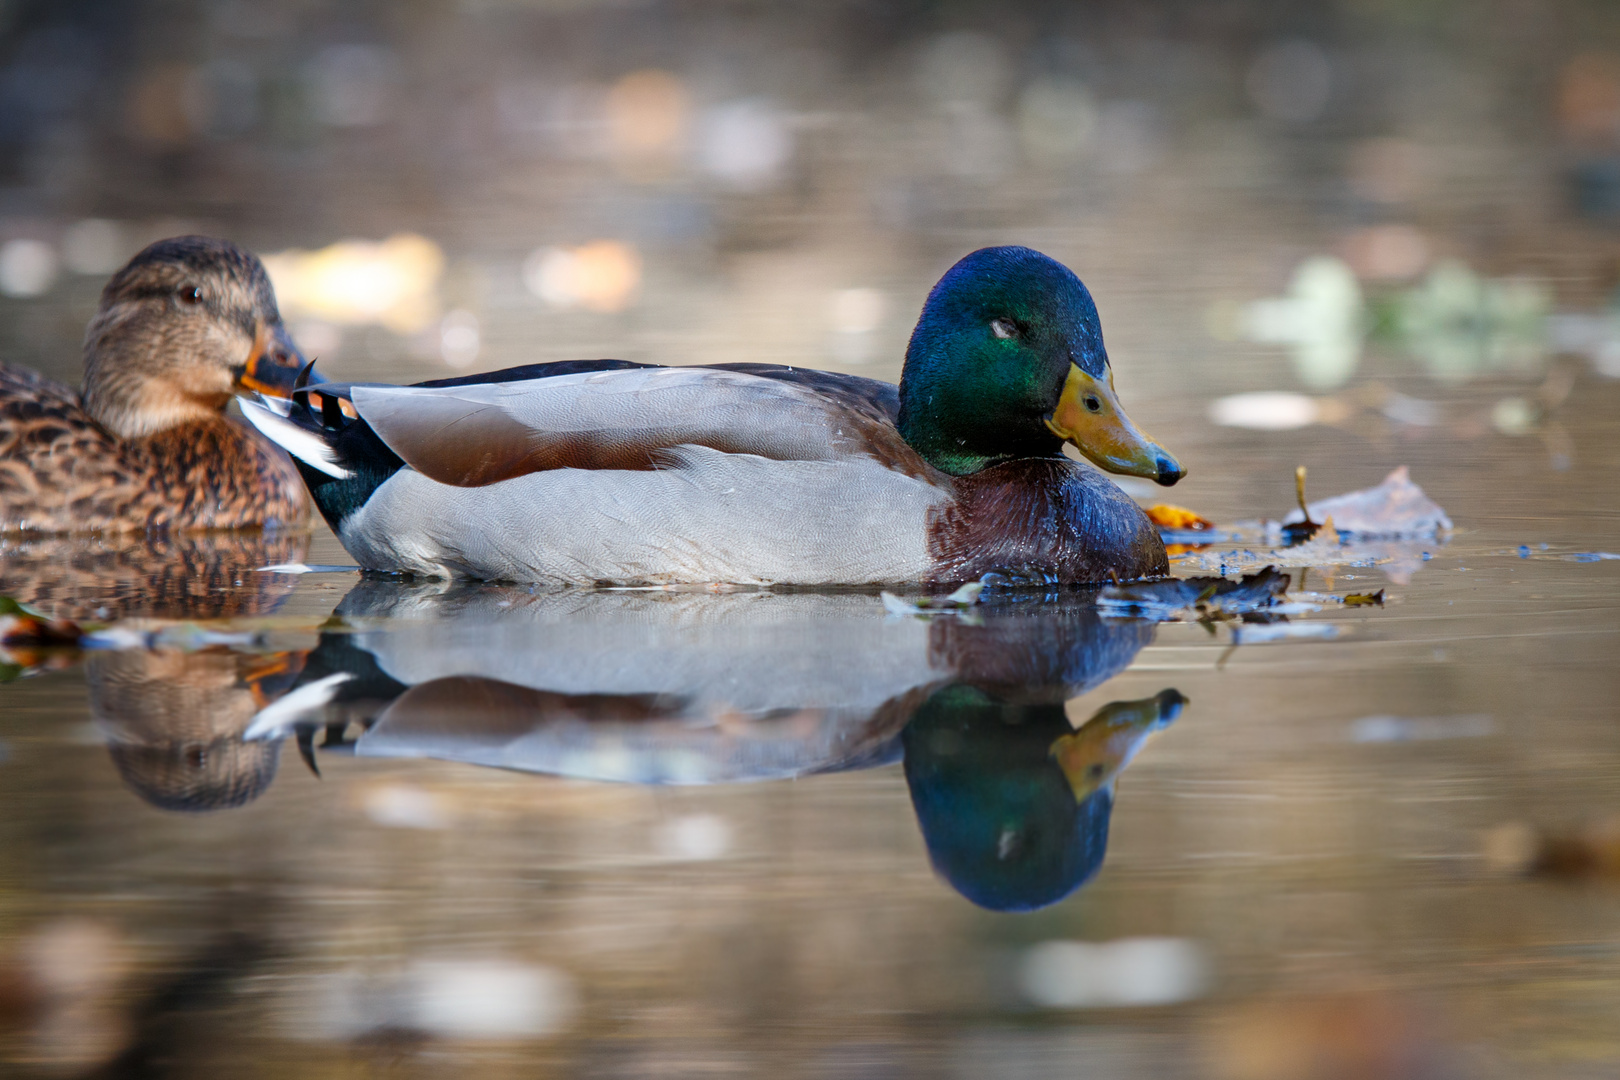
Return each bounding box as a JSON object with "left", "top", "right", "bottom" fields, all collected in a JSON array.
[
  {"left": 990, "top": 318, "right": 1018, "bottom": 340},
  {"left": 180, "top": 286, "right": 203, "bottom": 305},
  {"left": 1083, "top": 394, "right": 1102, "bottom": 413}
]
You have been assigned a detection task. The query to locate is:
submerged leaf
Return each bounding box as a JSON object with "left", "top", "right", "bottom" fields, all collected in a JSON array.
[
  {"left": 1483, "top": 818, "right": 1620, "bottom": 879},
  {"left": 1230, "top": 621, "right": 1340, "bottom": 644}
]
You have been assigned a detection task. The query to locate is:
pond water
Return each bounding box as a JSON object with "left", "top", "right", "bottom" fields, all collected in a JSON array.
[
  {"left": 5, "top": 1, "right": 1620, "bottom": 1076},
  {"left": 3, "top": 433, "right": 1619, "bottom": 1078}
]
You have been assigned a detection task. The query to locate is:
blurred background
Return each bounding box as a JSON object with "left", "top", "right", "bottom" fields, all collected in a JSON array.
[
  {"left": 6, "top": 1, "right": 1620, "bottom": 1077},
  {"left": 0, "top": 0, "right": 1619, "bottom": 519}
]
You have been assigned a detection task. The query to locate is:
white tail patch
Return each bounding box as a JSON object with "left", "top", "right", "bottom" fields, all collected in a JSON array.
[
  {"left": 243, "top": 672, "right": 356, "bottom": 740},
  {"left": 239, "top": 397, "right": 354, "bottom": 479}
]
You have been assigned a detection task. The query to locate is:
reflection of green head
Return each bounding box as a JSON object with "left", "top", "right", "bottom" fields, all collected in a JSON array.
[{"left": 902, "top": 685, "right": 1112, "bottom": 912}]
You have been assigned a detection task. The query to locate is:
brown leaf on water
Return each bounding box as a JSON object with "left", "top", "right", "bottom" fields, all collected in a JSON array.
[
  {"left": 1098, "top": 566, "right": 1291, "bottom": 621},
  {"left": 0, "top": 597, "right": 87, "bottom": 679},
  {"left": 1343, "top": 589, "right": 1385, "bottom": 607},
  {"left": 1207, "top": 991, "right": 1447, "bottom": 1080},
  {"left": 0, "top": 596, "right": 84, "bottom": 647},
  {"left": 1146, "top": 504, "right": 1214, "bottom": 531},
  {"left": 1482, "top": 818, "right": 1620, "bottom": 879}
]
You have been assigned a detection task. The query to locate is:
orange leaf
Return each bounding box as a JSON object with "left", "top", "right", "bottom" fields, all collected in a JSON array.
[{"left": 1145, "top": 504, "right": 1214, "bottom": 531}]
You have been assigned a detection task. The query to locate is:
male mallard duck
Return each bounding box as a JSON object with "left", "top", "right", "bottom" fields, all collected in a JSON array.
[
  {"left": 244, "top": 245, "right": 1184, "bottom": 585},
  {"left": 0, "top": 236, "right": 311, "bottom": 534}
]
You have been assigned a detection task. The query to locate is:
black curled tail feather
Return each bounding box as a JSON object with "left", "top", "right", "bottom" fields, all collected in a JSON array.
[{"left": 246, "top": 385, "right": 405, "bottom": 533}]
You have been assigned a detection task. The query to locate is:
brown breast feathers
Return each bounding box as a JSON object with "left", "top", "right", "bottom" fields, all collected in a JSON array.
[
  {"left": 0, "top": 363, "right": 307, "bottom": 534},
  {"left": 927, "top": 457, "right": 1169, "bottom": 585}
]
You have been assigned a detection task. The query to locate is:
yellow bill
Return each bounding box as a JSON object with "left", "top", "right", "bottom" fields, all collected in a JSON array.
[
  {"left": 1046, "top": 363, "right": 1185, "bottom": 486},
  {"left": 1049, "top": 690, "right": 1187, "bottom": 803}
]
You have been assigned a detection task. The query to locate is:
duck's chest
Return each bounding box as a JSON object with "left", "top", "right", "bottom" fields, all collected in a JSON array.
[
  {"left": 135, "top": 418, "right": 309, "bottom": 530},
  {"left": 926, "top": 458, "right": 1168, "bottom": 583}
]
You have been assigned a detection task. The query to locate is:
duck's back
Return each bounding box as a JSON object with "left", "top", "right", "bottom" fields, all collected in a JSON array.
[{"left": 0, "top": 361, "right": 307, "bottom": 534}]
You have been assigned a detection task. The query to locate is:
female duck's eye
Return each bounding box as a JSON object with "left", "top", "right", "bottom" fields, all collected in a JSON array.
[
  {"left": 1083, "top": 394, "right": 1102, "bottom": 413},
  {"left": 990, "top": 318, "right": 1018, "bottom": 340},
  {"left": 180, "top": 286, "right": 203, "bottom": 305}
]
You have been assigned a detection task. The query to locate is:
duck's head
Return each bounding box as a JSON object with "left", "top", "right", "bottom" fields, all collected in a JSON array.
[
  {"left": 81, "top": 235, "right": 309, "bottom": 439},
  {"left": 898, "top": 246, "right": 1184, "bottom": 485}
]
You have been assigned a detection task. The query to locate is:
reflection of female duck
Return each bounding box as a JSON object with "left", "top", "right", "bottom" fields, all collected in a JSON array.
[
  {"left": 903, "top": 689, "right": 1184, "bottom": 912},
  {"left": 89, "top": 649, "right": 303, "bottom": 812},
  {"left": 49, "top": 531, "right": 315, "bottom": 808},
  {"left": 0, "top": 530, "right": 309, "bottom": 620}
]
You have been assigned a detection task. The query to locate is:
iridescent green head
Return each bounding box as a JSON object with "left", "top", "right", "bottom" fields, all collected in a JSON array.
[{"left": 897, "top": 246, "right": 1183, "bottom": 484}]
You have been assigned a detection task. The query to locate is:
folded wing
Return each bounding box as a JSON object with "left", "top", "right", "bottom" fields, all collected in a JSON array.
[{"left": 350, "top": 366, "right": 893, "bottom": 487}]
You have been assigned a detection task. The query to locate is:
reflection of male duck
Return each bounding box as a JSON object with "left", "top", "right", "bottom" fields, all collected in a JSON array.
[
  {"left": 904, "top": 689, "right": 1184, "bottom": 912},
  {"left": 251, "top": 582, "right": 1153, "bottom": 785},
  {"left": 103, "top": 584, "right": 1185, "bottom": 909}
]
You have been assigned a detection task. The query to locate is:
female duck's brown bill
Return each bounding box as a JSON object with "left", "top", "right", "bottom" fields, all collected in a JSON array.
[{"left": 235, "top": 320, "right": 313, "bottom": 399}]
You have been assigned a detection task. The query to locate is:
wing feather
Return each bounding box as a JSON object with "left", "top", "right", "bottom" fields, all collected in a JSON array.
[{"left": 350, "top": 367, "right": 905, "bottom": 487}]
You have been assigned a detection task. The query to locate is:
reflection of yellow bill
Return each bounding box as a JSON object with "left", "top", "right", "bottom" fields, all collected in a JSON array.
[
  {"left": 1046, "top": 364, "right": 1185, "bottom": 486},
  {"left": 1050, "top": 691, "right": 1186, "bottom": 802},
  {"left": 234, "top": 320, "right": 308, "bottom": 399}
]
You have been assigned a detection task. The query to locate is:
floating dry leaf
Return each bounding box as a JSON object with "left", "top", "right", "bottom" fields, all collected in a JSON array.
[
  {"left": 81, "top": 621, "right": 266, "bottom": 652},
  {"left": 1098, "top": 567, "right": 1290, "bottom": 622},
  {"left": 879, "top": 581, "right": 984, "bottom": 616},
  {"left": 0, "top": 597, "right": 87, "bottom": 680},
  {"left": 1282, "top": 465, "right": 1451, "bottom": 538},
  {"left": 0, "top": 597, "right": 84, "bottom": 648},
  {"left": 1482, "top": 818, "right": 1620, "bottom": 879}
]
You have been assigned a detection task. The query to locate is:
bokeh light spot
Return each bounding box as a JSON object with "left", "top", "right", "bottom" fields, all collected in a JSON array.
[
  {"left": 523, "top": 241, "right": 641, "bottom": 313},
  {"left": 0, "top": 239, "right": 59, "bottom": 298}
]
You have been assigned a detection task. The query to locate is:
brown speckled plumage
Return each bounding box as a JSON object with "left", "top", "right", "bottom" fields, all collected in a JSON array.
[
  {"left": 0, "top": 235, "right": 310, "bottom": 535},
  {"left": 0, "top": 363, "right": 306, "bottom": 533}
]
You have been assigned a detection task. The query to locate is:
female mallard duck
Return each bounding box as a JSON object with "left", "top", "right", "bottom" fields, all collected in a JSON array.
[
  {"left": 244, "top": 245, "right": 1184, "bottom": 586},
  {"left": 0, "top": 236, "right": 312, "bottom": 534}
]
